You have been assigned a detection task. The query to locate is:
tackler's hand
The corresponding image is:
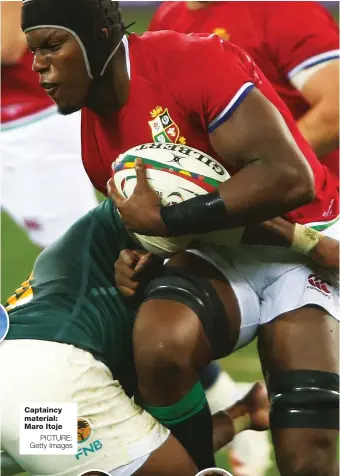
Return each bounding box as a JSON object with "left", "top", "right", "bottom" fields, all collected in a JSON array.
[
  {"left": 108, "top": 158, "right": 168, "bottom": 236},
  {"left": 114, "top": 249, "right": 152, "bottom": 297}
]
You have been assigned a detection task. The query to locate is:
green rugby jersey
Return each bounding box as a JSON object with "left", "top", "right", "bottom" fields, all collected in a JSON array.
[{"left": 5, "top": 199, "right": 138, "bottom": 387}]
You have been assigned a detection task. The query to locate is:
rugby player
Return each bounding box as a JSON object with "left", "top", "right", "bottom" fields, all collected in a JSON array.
[
  {"left": 1, "top": 1, "right": 97, "bottom": 249},
  {"left": 0, "top": 198, "right": 269, "bottom": 476},
  {"left": 21, "top": 0, "right": 339, "bottom": 473},
  {"left": 149, "top": 4, "right": 340, "bottom": 471},
  {"left": 150, "top": 1, "right": 339, "bottom": 178}
]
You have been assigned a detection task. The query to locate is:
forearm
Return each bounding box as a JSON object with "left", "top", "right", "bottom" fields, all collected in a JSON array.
[
  {"left": 298, "top": 102, "right": 339, "bottom": 157},
  {"left": 242, "top": 217, "right": 294, "bottom": 247},
  {"left": 161, "top": 159, "right": 314, "bottom": 236}
]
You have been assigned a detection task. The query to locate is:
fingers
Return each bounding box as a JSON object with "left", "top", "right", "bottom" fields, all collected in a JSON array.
[
  {"left": 107, "top": 178, "right": 124, "bottom": 206},
  {"left": 134, "top": 252, "right": 152, "bottom": 273},
  {"left": 134, "top": 158, "right": 151, "bottom": 189},
  {"left": 119, "top": 249, "right": 141, "bottom": 267},
  {"left": 114, "top": 249, "right": 151, "bottom": 297}
]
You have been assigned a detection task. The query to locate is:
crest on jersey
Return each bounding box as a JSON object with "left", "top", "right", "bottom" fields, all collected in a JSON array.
[{"left": 149, "top": 106, "right": 186, "bottom": 145}]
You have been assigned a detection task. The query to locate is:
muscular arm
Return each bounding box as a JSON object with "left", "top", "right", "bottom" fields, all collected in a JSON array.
[
  {"left": 295, "top": 61, "right": 339, "bottom": 158},
  {"left": 209, "top": 88, "right": 315, "bottom": 227},
  {"left": 160, "top": 88, "right": 315, "bottom": 236},
  {"left": 1, "top": 1, "right": 27, "bottom": 65}
]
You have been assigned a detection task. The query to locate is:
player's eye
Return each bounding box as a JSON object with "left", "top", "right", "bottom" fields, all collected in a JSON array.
[{"left": 48, "top": 43, "right": 62, "bottom": 51}]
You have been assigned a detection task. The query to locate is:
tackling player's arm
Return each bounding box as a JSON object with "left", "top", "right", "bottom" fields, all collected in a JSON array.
[{"left": 1, "top": 1, "right": 27, "bottom": 65}]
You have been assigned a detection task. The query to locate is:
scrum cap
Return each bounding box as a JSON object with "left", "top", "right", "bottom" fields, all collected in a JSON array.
[{"left": 22, "top": 0, "right": 125, "bottom": 79}]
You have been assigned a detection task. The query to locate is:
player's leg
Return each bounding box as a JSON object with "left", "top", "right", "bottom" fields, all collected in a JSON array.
[
  {"left": 258, "top": 305, "right": 339, "bottom": 475},
  {"left": 135, "top": 380, "right": 269, "bottom": 476},
  {"left": 0, "top": 339, "right": 269, "bottom": 476},
  {"left": 132, "top": 252, "right": 251, "bottom": 470},
  {"left": 0, "top": 340, "right": 171, "bottom": 476},
  {"left": 1, "top": 110, "right": 97, "bottom": 248}
]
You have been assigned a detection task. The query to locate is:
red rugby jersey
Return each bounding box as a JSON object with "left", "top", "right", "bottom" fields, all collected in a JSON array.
[
  {"left": 82, "top": 32, "right": 338, "bottom": 227},
  {"left": 150, "top": 1, "right": 339, "bottom": 178},
  {"left": 1, "top": 49, "right": 53, "bottom": 124}
]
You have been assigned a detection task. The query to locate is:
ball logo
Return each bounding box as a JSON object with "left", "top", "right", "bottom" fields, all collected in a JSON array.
[
  {"left": 0, "top": 304, "right": 9, "bottom": 344},
  {"left": 307, "top": 274, "right": 331, "bottom": 294},
  {"left": 77, "top": 418, "right": 92, "bottom": 444}
]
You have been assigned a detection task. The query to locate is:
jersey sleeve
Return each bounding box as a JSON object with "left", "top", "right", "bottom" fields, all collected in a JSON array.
[
  {"left": 173, "top": 34, "right": 261, "bottom": 133},
  {"left": 264, "top": 1, "right": 339, "bottom": 82}
]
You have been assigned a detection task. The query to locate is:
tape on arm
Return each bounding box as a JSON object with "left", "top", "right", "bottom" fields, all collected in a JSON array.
[{"left": 291, "top": 223, "right": 323, "bottom": 255}]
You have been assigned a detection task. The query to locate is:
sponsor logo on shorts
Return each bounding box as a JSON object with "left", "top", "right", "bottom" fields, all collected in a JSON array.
[
  {"left": 75, "top": 418, "right": 103, "bottom": 460},
  {"left": 307, "top": 274, "right": 331, "bottom": 298},
  {"left": 24, "top": 218, "right": 42, "bottom": 231}
]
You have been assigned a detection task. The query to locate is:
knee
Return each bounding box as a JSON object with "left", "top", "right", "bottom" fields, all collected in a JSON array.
[
  {"left": 133, "top": 301, "right": 210, "bottom": 382},
  {"left": 276, "top": 431, "right": 338, "bottom": 476}
]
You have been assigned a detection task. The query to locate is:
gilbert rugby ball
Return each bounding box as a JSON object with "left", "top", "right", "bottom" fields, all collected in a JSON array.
[{"left": 113, "top": 143, "right": 244, "bottom": 256}]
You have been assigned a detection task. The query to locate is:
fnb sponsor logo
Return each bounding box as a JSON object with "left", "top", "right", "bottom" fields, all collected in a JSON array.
[
  {"left": 75, "top": 440, "right": 103, "bottom": 460},
  {"left": 75, "top": 418, "right": 103, "bottom": 460},
  {"left": 307, "top": 274, "right": 331, "bottom": 297}
]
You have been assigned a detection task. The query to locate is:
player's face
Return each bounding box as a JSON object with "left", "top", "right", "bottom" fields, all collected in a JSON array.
[{"left": 26, "top": 28, "right": 91, "bottom": 115}]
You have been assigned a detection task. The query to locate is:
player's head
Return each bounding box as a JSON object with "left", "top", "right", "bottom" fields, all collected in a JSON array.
[{"left": 22, "top": 0, "right": 125, "bottom": 115}]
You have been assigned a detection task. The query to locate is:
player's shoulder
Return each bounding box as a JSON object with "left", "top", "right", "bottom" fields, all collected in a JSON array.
[{"left": 134, "top": 30, "right": 243, "bottom": 65}]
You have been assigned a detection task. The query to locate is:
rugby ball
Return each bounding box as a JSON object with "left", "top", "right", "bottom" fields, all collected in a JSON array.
[{"left": 112, "top": 143, "right": 244, "bottom": 256}]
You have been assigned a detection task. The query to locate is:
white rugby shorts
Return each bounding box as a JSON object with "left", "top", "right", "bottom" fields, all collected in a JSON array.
[
  {"left": 1, "top": 107, "right": 98, "bottom": 248},
  {"left": 188, "top": 219, "right": 340, "bottom": 350},
  {"left": 0, "top": 340, "right": 170, "bottom": 476}
]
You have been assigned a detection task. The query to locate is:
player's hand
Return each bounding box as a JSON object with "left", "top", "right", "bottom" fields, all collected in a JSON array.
[
  {"left": 108, "top": 158, "right": 169, "bottom": 236},
  {"left": 114, "top": 249, "right": 163, "bottom": 297}
]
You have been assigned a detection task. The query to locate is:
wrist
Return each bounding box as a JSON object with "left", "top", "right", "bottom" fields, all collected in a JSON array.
[
  {"left": 160, "top": 190, "right": 229, "bottom": 236},
  {"left": 291, "top": 223, "right": 323, "bottom": 255}
]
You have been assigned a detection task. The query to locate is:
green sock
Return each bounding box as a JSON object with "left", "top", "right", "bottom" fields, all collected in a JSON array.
[{"left": 142, "top": 382, "right": 215, "bottom": 470}]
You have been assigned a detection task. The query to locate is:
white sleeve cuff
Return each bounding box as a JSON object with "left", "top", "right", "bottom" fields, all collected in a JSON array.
[{"left": 289, "top": 58, "right": 339, "bottom": 91}]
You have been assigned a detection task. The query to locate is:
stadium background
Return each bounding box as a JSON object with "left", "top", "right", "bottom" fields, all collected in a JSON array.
[{"left": 1, "top": 2, "right": 338, "bottom": 474}]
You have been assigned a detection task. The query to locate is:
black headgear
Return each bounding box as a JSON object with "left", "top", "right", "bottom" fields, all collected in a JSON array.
[{"left": 22, "top": 0, "right": 125, "bottom": 79}]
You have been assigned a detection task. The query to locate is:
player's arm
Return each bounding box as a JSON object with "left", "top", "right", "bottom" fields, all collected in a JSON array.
[
  {"left": 109, "top": 88, "right": 314, "bottom": 236},
  {"left": 1, "top": 1, "right": 27, "bottom": 65},
  {"left": 244, "top": 218, "right": 339, "bottom": 273},
  {"left": 115, "top": 221, "right": 338, "bottom": 299},
  {"left": 158, "top": 87, "right": 315, "bottom": 236},
  {"left": 294, "top": 61, "right": 339, "bottom": 157},
  {"left": 265, "top": 1, "right": 340, "bottom": 158}
]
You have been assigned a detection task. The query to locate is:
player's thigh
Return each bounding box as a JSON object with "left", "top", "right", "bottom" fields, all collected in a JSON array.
[
  {"left": 0, "top": 340, "right": 170, "bottom": 476},
  {"left": 166, "top": 251, "right": 259, "bottom": 353}
]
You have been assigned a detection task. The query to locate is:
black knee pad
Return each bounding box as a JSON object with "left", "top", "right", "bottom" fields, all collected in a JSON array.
[
  {"left": 143, "top": 267, "right": 229, "bottom": 359},
  {"left": 268, "top": 370, "right": 339, "bottom": 429}
]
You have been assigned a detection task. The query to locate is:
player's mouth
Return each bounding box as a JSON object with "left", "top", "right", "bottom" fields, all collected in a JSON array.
[{"left": 40, "top": 82, "right": 58, "bottom": 97}]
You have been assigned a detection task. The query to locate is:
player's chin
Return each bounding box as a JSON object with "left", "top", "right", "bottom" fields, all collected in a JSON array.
[
  {"left": 55, "top": 97, "right": 83, "bottom": 116},
  {"left": 57, "top": 103, "right": 81, "bottom": 116}
]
